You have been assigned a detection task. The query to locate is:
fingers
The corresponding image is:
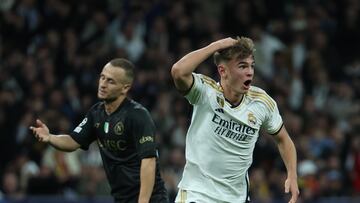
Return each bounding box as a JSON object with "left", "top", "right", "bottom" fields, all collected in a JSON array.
[
  {"left": 30, "top": 119, "right": 51, "bottom": 143},
  {"left": 228, "top": 37, "right": 238, "bottom": 44},
  {"left": 289, "top": 193, "right": 298, "bottom": 203},
  {"left": 29, "top": 126, "right": 38, "bottom": 136},
  {"left": 30, "top": 127, "right": 45, "bottom": 142},
  {"left": 288, "top": 186, "right": 299, "bottom": 203},
  {"left": 29, "top": 126, "right": 37, "bottom": 135},
  {"left": 284, "top": 180, "right": 290, "bottom": 193},
  {"left": 29, "top": 124, "right": 41, "bottom": 139},
  {"left": 36, "top": 119, "right": 44, "bottom": 127},
  {"left": 284, "top": 179, "right": 299, "bottom": 203},
  {"left": 285, "top": 185, "right": 290, "bottom": 193},
  {"left": 37, "top": 135, "right": 46, "bottom": 142}
]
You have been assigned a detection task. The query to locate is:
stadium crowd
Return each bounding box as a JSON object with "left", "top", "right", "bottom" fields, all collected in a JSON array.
[{"left": 1, "top": 0, "right": 360, "bottom": 202}]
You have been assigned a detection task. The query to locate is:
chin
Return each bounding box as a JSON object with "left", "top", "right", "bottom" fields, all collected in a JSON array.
[
  {"left": 97, "top": 94, "right": 104, "bottom": 100},
  {"left": 237, "top": 89, "right": 248, "bottom": 95},
  {"left": 103, "top": 97, "right": 117, "bottom": 103}
]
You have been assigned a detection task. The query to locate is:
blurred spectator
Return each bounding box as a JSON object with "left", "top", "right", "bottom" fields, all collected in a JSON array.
[
  {"left": 347, "top": 133, "right": 360, "bottom": 194},
  {"left": 27, "top": 165, "right": 61, "bottom": 195},
  {"left": 42, "top": 147, "right": 81, "bottom": 193},
  {"left": 77, "top": 143, "right": 110, "bottom": 197},
  {"left": 1, "top": 170, "right": 24, "bottom": 200},
  {"left": 250, "top": 168, "right": 271, "bottom": 202},
  {"left": 250, "top": 24, "right": 285, "bottom": 80},
  {"left": 298, "top": 159, "right": 320, "bottom": 201},
  {"left": 162, "top": 147, "right": 185, "bottom": 202},
  {"left": 14, "top": 152, "right": 39, "bottom": 191},
  {"left": 114, "top": 18, "right": 146, "bottom": 62}
]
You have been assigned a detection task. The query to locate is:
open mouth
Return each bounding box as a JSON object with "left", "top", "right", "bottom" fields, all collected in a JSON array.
[{"left": 244, "top": 80, "right": 252, "bottom": 86}]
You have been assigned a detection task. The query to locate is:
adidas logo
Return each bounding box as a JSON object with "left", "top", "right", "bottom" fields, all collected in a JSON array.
[{"left": 215, "top": 108, "right": 224, "bottom": 113}]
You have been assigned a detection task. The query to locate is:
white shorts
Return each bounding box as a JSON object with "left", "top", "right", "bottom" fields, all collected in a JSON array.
[{"left": 175, "top": 189, "right": 229, "bottom": 203}]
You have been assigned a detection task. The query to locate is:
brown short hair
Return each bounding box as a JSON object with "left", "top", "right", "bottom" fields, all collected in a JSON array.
[
  {"left": 213, "top": 37, "right": 255, "bottom": 66},
  {"left": 109, "top": 58, "right": 135, "bottom": 84}
]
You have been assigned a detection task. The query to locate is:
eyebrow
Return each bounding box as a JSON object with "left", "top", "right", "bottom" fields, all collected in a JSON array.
[
  {"left": 100, "top": 73, "right": 116, "bottom": 81},
  {"left": 237, "top": 61, "right": 255, "bottom": 65}
]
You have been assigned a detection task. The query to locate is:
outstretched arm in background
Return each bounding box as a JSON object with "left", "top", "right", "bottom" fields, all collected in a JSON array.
[
  {"left": 171, "top": 37, "right": 238, "bottom": 92},
  {"left": 275, "top": 127, "right": 300, "bottom": 203},
  {"left": 29, "top": 119, "right": 80, "bottom": 152}
]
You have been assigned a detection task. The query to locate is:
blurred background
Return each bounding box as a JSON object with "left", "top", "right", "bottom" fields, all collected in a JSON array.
[{"left": 1, "top": 0, "right": 360, "bottom": 202}]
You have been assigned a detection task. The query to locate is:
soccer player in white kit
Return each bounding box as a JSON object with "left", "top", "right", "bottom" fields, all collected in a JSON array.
[{"left": 171, "top": 37, "right": 299, "bottom": 203}]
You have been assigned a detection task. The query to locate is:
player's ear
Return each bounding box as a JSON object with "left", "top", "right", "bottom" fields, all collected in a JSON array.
[
  {"left": 123, "top": 84, "right": 132, "bottom": 94},
  {"left": 218, "top": 64, "right": 226, "bottom": 78}
]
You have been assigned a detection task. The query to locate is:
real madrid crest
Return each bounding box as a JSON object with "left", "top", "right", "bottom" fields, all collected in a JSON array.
[
  {"left": 216, "top": 95, "right": 224, "bottom": 108},
  {"left": 114, "top": 122, "right": 124, "bottom": 135},
  {"left": 247, "top": 112, "right": 257, "bottom": 126}
]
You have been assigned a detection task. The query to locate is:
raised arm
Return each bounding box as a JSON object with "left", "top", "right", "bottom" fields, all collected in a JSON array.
[
  {"left": 30, "top": 119, "right": 80, "bottom": 152},
  {"left": 171, "top": 37, "right": 239, "bottom": 92},
  {"left": 274, "top": 126, "right": 299, "bottom": 203}
]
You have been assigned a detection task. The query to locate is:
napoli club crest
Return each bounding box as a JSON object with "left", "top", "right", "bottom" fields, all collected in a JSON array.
[{"left": 114, "top": 122, "right": 124, "bottom": 135}]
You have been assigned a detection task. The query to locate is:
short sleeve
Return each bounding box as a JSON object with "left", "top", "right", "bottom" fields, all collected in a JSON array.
[
  {"left": 70, "top": 112, "right": 96, "bottom": 150},
  {"left": 263, "top": 100, "right": 283, "bottom": 135},
  {"left": 184, "top": 73, "right": 208, "bottom": 105},
  {"left": 127, "top": 107, "right": 158, "bottom": 159}
]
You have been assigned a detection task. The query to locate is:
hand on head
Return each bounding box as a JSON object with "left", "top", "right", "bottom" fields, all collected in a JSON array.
[{"left": 212, "top": 37, "right": 239, "bottom": 50}]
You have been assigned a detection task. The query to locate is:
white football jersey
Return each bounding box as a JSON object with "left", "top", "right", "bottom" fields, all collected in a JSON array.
[{"left": 178, "top": 73, "right": 283, "bottom": 202}]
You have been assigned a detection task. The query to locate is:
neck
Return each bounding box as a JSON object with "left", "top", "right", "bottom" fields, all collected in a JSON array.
[
  {"left": 220, "top": 81, "right": 244, "bottom": 106},
  {"left": 104, "top": 96, "right": 126, "bottom": 115}
]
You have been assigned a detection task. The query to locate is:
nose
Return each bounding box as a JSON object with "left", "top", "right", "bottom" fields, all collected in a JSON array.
[
  {"left": 99, "top": 80, "right": 106, "bottom": 89},
  {"left": 246, "top": 67, "right": 254, "bottom": 76}
]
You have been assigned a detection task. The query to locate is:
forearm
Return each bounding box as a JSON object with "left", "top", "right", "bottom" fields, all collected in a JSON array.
[
  {"left": 171, "top": 37, "right": 238, "bottom": 91},
  {"left": 277, "top": 134, "right": 297, "bottom": 178},
  {"left": 49, "top": 134, "right": 80, "bottom": 152},
  {"left": 171, "top": 43, "right": 219, "bottom": 77},
  {"left": 138, "top": 158, "right": 156, "bottom": 203}
]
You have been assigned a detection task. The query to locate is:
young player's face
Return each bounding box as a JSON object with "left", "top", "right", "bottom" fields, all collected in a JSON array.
[
  {"left": 98, "top": 64, "right": 130, "bottom": 102},
  {"left": 220, "top": 55, "right": 254, "bottom": 94}
]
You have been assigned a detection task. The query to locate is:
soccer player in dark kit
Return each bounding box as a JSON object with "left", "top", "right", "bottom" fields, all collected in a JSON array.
[{"left": 30, "top": 58, "right": 168, "bottom": 203}]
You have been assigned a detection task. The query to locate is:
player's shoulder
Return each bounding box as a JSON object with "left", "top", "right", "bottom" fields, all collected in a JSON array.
[
  {"left": 127, "top": 99, "right": 151, "bottom": 116},
  {"left": 248, "top": 86, "right": 267, "bottom": 94},
  {"left": 126, "top": 99, "right": 155, "bottom": 125},
  {"left": 194, "top": 73, "right": 222, "bottom": 92},
  {"left": 88, "top": 101, "right": 105, "bottom": 113},
  {"left": 246, "top": 86, "right": 276, "bottom": 111}
]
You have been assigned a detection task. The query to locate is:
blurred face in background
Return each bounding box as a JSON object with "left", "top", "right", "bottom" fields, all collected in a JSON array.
[
  {"left": 97, "top": 63, "right": 131, "bottom": 103},
  {"left": 2, "top": 172, "right": 18, "bottom": 194}
]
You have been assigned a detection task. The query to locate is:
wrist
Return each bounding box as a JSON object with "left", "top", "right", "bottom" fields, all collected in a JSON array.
[
  {"left": 287, "top": 173, "right": 298, "bottom": 179},
  {"left": 48, "top": 134, "right": 53, "bottom": 144},
  {"left": 208, "top": 42, "right": 221, "bottom": 52}
]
